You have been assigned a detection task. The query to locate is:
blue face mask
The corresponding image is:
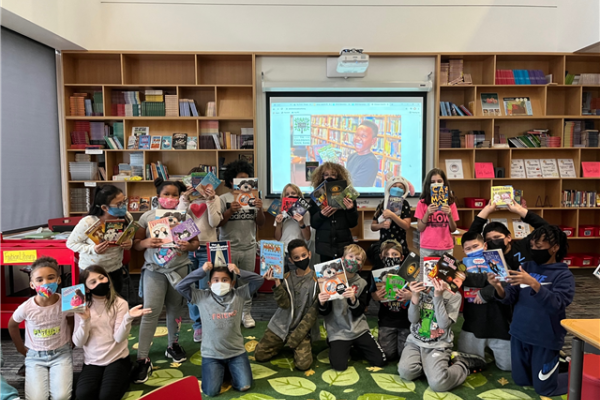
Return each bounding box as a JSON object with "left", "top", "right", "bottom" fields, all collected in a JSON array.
[
  {"left": 390, "top": 187, "right": 405, "bottom": 197},
  {"left": 107, "top": 204, "right": 127, "bottom": 217},
  {"left": 466, "top": 248, "right": 484, "bottom": 257},
  {"left": 35, "top": 282, "right": 58, "bottom": 298}
]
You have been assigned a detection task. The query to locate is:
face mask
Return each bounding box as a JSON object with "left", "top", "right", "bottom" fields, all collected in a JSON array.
[
  {"left": 343, "top": 258, "right": 361, "bottom": 273},
  {"left": 466, "top": 248, "right": 484, "bottom": 257},
  {"left": 531, "top": 248, "right": 552, "bottom": 265},
  {"left": 486, "top": 238, "right": 507, "bottom": 252},
  {"left": 107, "top": 204, "right": 127, "bottom": 217},
  {"left": 384, "top": 257, "right": 402, "bottom": 268},
  {"left": 325, "top": 177, "right": 336, "bottom": 182},
  {"left": 158, "top": 197, "right": 179, "bottom": 209},
  {"left": 293, "top": 257, "right": 310, "bottom": 270},
  {"left": 35, "top": 282, "right": 58, "bottom": 298},
  {"left": 390, "top": 187, "right": 405, "bottom": 197},
  {"left": 211, "top": 282, "right": 231, "bottom": 296},
  {"left": 90, "top": 281, "right": 110, "bottom": 297}
]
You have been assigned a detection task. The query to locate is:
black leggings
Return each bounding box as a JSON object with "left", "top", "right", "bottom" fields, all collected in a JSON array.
[
  {"left": 75, "top": 357, "right": 131, "bottom": 400},
  {"left": 328, "top": 331, "right": 386, "bottom": 371},
  {"left": 108, "top": 268, "right": 124, "bottom": 295}
]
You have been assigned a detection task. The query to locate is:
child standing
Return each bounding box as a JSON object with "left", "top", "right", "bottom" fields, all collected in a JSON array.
[
  {"left": 255, "top": 239, "right": 319, "bottom": 370},
  {"left": 309, "top": 162, "right": 358, "bottom": 262},
  {"left": 67, "top": 185, "right": 133, "bottom": 294},
  {"left": 8, "top": 257, "right": 73, "bottom": 400},
  {"left": 398, "top": 279, "right": 486, "bottom": 392},
  {"left": 274, "top": 184, "right": 311, "bottom": 272},
  {"left": 319, "top": 245, "right": 386, "bottom": 371},
  {"left": 218, "top": 160, "right": 265, "bottom": 328},
  {"left": 73, "top": 265, "right": 151, "bottom": 400},
  {"left": 370, "top": 240, "right": 412, "bottom": 361},
  {"left": 176, "top": 262, "right": 264, "bottom": 397},
  {"left": 178, "top": 167, "right": 223, "bottom": 342},
  {"left": 132, "top": 178, "right": 200, "bottom": 383},
  {"left": 488, "top": 225, "right": 573, "bottom": 397},
  {"left": 415, "top": 168, "right": 458, "bottom": 258}
]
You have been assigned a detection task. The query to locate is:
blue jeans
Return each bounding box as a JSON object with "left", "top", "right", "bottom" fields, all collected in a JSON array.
[
  {"left": 201, "top": 353, "right": 252, "bottom": 397},
  {"left": 24, "top": 343, "right": 73, "bottom": 400},
  {"left": 188, "top": 245, "right": 208, "bottom": 330}
]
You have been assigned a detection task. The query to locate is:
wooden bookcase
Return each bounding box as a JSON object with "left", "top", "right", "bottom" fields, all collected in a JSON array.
[{"left": 435, "top": 53, "right": 600, "bottom": 265}]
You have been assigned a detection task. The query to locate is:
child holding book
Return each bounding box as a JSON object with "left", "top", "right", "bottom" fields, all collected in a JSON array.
[
  {"left": 370, "top": 240, "right": 413, "bottom": 361},
  {"left": 8, "top": 257, "right": 73, "bottom": 400},
  {"left": 415, "top": 168, "right": 458, "bottom": 258},
  {"left": 398, "top": 279, "right": 486, "bottom": 392},
  {"left": 178, "top": 167, "right": 223, "bottom": 343},
  {"left": 67, "top": 184, "right": 133, "bottom": 294},
  {"left": 275, "top": 183, "right": 311, "bottom": 271},
  {"left": 488, "top": 225, "right": 573, "bottom": 396},
  {"left": 218, "top": 160, "right": 265, "bottom": 328},
  {"left": 176, "top": 262, "right": 264, "bottom": 397},
  {"left": 255, "top": 239, "right": 319, "bottom": 370},
  {"left": 73, "top": 265, "right": 151, "bottom": 400},
  {"left": 309, "top": 162, "right": 358, "bottom": 262},
  {"left": 132, "top": 178, "right": 200, "bottom": 383},
  {"left": 319, "top": 245, "right": 386, "bottom": 371}
]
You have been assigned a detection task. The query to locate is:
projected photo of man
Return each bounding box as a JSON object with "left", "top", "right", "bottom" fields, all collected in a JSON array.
[{"left": 346, "top": 119, "right": 380, "bottom": 187}]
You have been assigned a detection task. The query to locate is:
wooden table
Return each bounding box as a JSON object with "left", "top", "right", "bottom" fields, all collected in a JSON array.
[{"left": 561, "top": 319, "right": 600, "bottom": 400}]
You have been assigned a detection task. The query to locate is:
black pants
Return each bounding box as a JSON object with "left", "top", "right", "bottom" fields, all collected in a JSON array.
[
  {"left": 108, "top": 268, "right": 124, "bottom": 295},
  {"left": 328, "top": 331, "right": 386, "bottom": 371},
  {"left": 76, "top": 357, "right": 131, "bottom": 400}
]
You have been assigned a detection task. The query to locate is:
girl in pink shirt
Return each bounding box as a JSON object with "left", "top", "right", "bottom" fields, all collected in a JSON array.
[{"left": 415, "top": 169, "right": 459, "bottom": 259}]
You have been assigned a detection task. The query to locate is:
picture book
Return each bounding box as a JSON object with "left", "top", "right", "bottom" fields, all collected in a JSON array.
[
  {"left": 513, "top": 189, "right": 524, "bottom": 205},
  {"left": 132, "top": 126, "right": 149, "bottom": 136},
  {"left": 557, "top": 159, "right": 577, "bottom": 178},
  {"left": 325, "top": 180, "right": 347, "bottom": 208},
  {"left": 281, "top": 197, "right": 297, "bottom": 216},
  {"left": 161, "top": 136, "right": 172, "bottom": 150},
  {"left": 187, "top": 136, "right": 198, "bottom": 149},
  {"left": 170, "top": 219, "right": 201, "bottom": 241},
  {"left": 445, "top": 159, "right": 464, "bottom": 179},
  {"left": 398, "top": 252, "right": 420, "bottom": 282},
  {"left": 139, "top": 197, "right": 151, "bottom": 212},
  {"left": 503, "top": 97, "right": 533, "bottom": 116},
  {"left": 430, "top": 184, "right": 449, "bottom": 207},
  {"left": 331, "top": 185, "right": 359, "bottom": 209},
  {"left": 426, "top": 253, "right": 466, "bottom": 293},
  {"left": 151, "top": 196, "right": 159, "bottom": 210},
  {"left": 116, "top": 220, "right": 141, "bottom": 245},
  {"left": 233, "top": 177, "right": 259, "bottom": 209},
  {"left": 372, "top": 265, "right": 408, "bottom": 303},
  {"left": 207, "top": 241, "right": 231, "bottom": 267},
  {"left": 259, "top": 240, "right": 285, "bottom": 279},
  {"left": 287, "top": 197, "right": 310, "bottom": 217},
  {"left": 310, "top": 181, "right": 328, "bottom": 209},
  {"left": 379, "top": 194, "right": 405, "bottom": 223},
  {"left": 172, "top": 133, "right": 188, "bottom": 149},
  {"left": 148, "top": 218, "right": 174, "bottom": 245},
  {"left": 150, "top": 136, "right": 162, "bottom": 150},
  {"left": 154, "top": 209, "right": 186, "bottom": 224},
  {"left": 138, "top": 135, "right": 151, "bottom": 150},
  {"left": 482, "top": 249, "right": 510, "bottom": 281},
  {"left": 463, "top": 287, "right": 481, "bottom": 303},
  {"left": 525, "top": 159, "right": 543, "bottom": 178},
  {"left": 127, "top": 135, "right": 138, "bottom": 149},
  {"left": 462, "top": 255, "right": 489, "bottom": 273},
  {"left": 422, "top": 257, "right": 440, "bottom": 287},
  {"left": 314, "top": 258, "right": 348, "bottom": 301},
  {"left": 85, "top": 219, "right": 105, "bottom": 245},
  {"left": 61, "top": 284, "right": 86, "bottom": 313},
  {"left": 491, "top": 186, "right": 514, "bottom": 208},
  {"left": 104, "top": 220, "right": 125, "bottom": 243},
  {"left": 196, "top": 172, "right": 221, "bottom": 196},
  {"left": 267, "top": 199, "right": 282, "bottom": 217},
  {"left": 480, "top": 93, "right": 501, "bottom": 116},
  {"left": 128, "top": 196, "right": 140, "bottom": 212},
  {"left": 541, "top": 158, "right": 560, "bottom": 178},
  {"left": 305, "top": 161, "right": 319, "bottom": 181},
  {"left": 512, "top": 219, "right": 531, "bottom": 239},
  {"left": 190, "top": 172, "right": 207, "bottom": 201}
]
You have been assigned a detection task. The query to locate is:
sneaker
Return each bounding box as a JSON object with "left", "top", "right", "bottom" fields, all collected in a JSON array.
[
  {"left": 451, "top": 351, "right": 487, "bottom": 374},
  {"left": 242, "top": 312, "right": 255, "bottom": 329},
  {"left": 193, "top": 328, "right": 203, "bottom": 343},
  {"left": 133, "top": 358, "right": 153, "bottom": 383},
  {"left": 165, "top": 343, "right": 187, "bottom": 363}
]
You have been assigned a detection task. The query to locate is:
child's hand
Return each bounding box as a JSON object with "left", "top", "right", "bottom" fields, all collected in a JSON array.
[
  {"left": 202, "top": 262, "right": 213, "bottom": 272},
  {"left": 487, "top": 272, "right": 503, "bottom": 289},
  {"left": 119, "top": 240, "right": 133, "bottom": 250},
  {"left": 182, "top": 186, "right": 195, "bottom": 200},
  {"left": 440, "top": 205, "right": 451, "bottom": 216},
  {"left": 382, "top": 220, "right": 391, "bottom": 229},
  {"left": 382, "top": 209, "right": 396, "bottom": 219},
  {"left": 128, "top": 304, "right": 152, "bottom": 318},
  {"left": 506, "top": 266, "right": 538, "bottom": 287},
  {"left": 318, "top": 292, "right": 330, "bottom": 305},
  {"left": 409, "top": 281, "right": 426, "bottom": 293},
  {"left": 321, "top": 206, "right": 337, "bottom": 217},
  {"left": 275, "top": 214, "right": 285, "bottom": 224},
  {"left": 142, "top": 238, "right": 163, "bottom": 249},
  {"left": 230, "top": 202, "right": 242, "bottom": 212},
  {"left": 94, "top": 241, "right": 110, "bottom": 254},
  {"left": 204, "top": 187, "right": 216, "bottom": 201},
  {"left": 342, "top": 286, "right": 357, "bottom": 303},
  {"left": 432, "top": 278, "right": 448, "bottom": 297},
  {"left": 254, "top": 198, "right": 263, "bottom": 209},
  {"left": 263, "top": 268, "right": 280, "bottom": 286},
  {"left": 396, "top": 288, "right": 412, "bottom": 302},
  {"left": 481, "top": 200, "right": 497, "bottom": 216},
  {"left": 473, "top": 293, "right": 485, "bottom": 304},
  {"left": 426, "top": 203, "right": 438, "bottom": 216},
  {"left": 343, "top": 198, "right": 354, "bottom": 210},
  {"left": 373, "top": 286, "right": 386, "bottom": 301},
  {"left": 80, "top": 307, "right": 91, "bottom": 320},
  {"left": 292, "top": 213, "right": 304, "bottom": 223},
  {"left": 176, "top": 240, "right": 194, "bottom": 252},
  {"left": 228, "top": 263, "right": 240, "bottom": 275}
]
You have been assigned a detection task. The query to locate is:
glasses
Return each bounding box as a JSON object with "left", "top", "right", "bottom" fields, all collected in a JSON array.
[{"left": 110, "top": 198, "right": 128, "bottom": 208}]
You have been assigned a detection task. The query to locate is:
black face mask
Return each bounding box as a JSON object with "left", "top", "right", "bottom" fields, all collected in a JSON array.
[
  {"left": 293, "top": 257, "right": 310, "bottom": 270},
  {"left": 486, "top": 238, "right": 507, "bottom": 253},
  {"left": 384, "top": 257, "right": 403, "bottom": 268},
  {"left": 90, "top": 282, "right": 110, "bottom": 297},
  {"left": 286, "top": 195, "right": 299, "bottom": 198},
  {"left": 325, "top": 177, "right": 336, "bottom": 182},
  {"left": 531, "top": 249, "right": 552, "bottom": 265}
]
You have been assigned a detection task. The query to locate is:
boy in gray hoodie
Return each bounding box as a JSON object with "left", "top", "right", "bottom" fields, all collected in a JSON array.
[{"left": 254, "top": 239, "right": 320, "bottom": 371}]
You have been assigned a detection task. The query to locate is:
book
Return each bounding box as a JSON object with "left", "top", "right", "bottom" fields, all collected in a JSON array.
[
  {"left": 207, "top": 241, "right": 231, "bottom": 267},
  {"left": 491, "top": 186, "right": 514, "bottom": 208},
  {"left": 305, "top": 161, "right": 319, "bottom": 181},
  {"left": 325, "top": 180, "right": 347, "bottom": 207},
  {"left": 116, "top": 220, "right": 141, "bottom": 245},
  {"left": 582, "top": 162, "right": 600, "bottom": 178},
  {"left": 267, "top": 199, "right": 282, "bottom": 217},
  {"left": 128, "top": 196, "right": 140, "bottom": 212},
  {"left": 426, "top": 253, "right": 466, "bottom": 293},
  {"left": 511, "top": 159, "right": 526, "bottom": 178},
  {"left": 422, "top": 257, "right": 440, "bottom": 287},
  {"left": 331, "top": 185, "right": 359, "bottom": 209},
  {"left": 233, "top": 178, "right": 259, "bottom": 209},
  {"left": 372, "top": 265, "right": 409, "bottom": 303},
  {"left": 557, "top": 159, "right": 577, "bottom": 178},
  {"left": 398, "top": 252, "right": 421, "bottom": 282},
  {"left": 196, "top": 172, "right": 221, "bottom": 196},
  {"left": 512, "top": 219, "right": 531, "bottom": 239},
  {"left": 127, "top": 135, "right": 138, "bottom": 149},
  {"left": 513, "top": 189, "right": 524, "bottom": 205},
  {"left": 540, "top": 159, "right": 560, "bottom": 178},
  {"left": 147, "top": 218, "right": 174, "bottom": 245},
  {"left": 139, "top": 197, "right": 151, "bottom": 212},
  {"left": 482, "top": 249, "right": 510, "bottom": 281},
  {"left": 171, "top": 219, "right": 201, "bottom": 242},
  {"left": 138, "top": 135, "right": 151, "bottom": 150},
  {"left": 161, "top": 136, "right": 172, "bottom": 150},
  {"left": 85, "top": 219, "right": 105, "bottom": 245},
  {"left": 525, "top": 159, "right": 543, "bottom": 178},
  {"left": 430, "top": 184, "right": 448, "bottom": 207},
  {"left": 475, "top": 162, "right": 495, "bottom": 178},
  {"left": 260, "top": 240, "right": 285, "bottom": 279},
  {"left": 150, "top": 136, "right": 162, "bottom": 150},
  {"left": 287, "top": 197, "right": 310, "bottom": 217},
  {"left": 104, "top": 219, "right": 125, "bottom": 243},
  {"left": 463, "top": 255, "right": 489, "bottom": 273},
  {"left": 172, "top": 133, "right": 188, "bottom": 149},
  {"left": 314, "top": 258, "right": 348, "bottom": 301},
  {"left": 310, "top": 181, "right": 328, "bottom": 208},
  {"left": 281, "top": 197, "right": 297, "bottom": 216},
  {"left": 480, "top": 93, "right": 501, "bottom": 116},
  {"left": 132, "top": 127, "right": 149, "bottom": 136},
  {"left": 463, "top": 287, "right": 481, "bottom": 303},
  {"left": 187, "top": 136, "right": 198, "bottom": 149},
  {"left": 503, "top": 97, "right": 533, "bottom": 116},
  {"left": 61, "top": 284, "right": 86, "bottom": 313},
  {"left": 444, "top": 159, "right": 464, "bottom": 179}
]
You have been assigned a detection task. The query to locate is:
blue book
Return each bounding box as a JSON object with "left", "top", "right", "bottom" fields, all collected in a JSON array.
[
  {"left": 266, "top": 199, "right": 282, "bottom": 217},
  {"left": 61, "top": 284, "right": 86, "bottom": 313},
  {"left": 138, "top": 135, "right": 151, "bottom": 150},
  {"left": 523, "top": 70, "right": 531, "bottom": 85},
  {"left": 260, "top": 240, "right": 285, "bottom": 279},
  {"left": 196, "top": 171, "right": 221, "bottom": 196},
  {"left": 440, "top": 102, "right": 447, "bottom": 116},
  {"left": 161, "top": 136, "right": 172, "bottom": 150},
  {"left": 482, "top": 249, "right": 510, "bottom": 281},
  {"left": 462, "top": 255, "right": 489, "bottom": 274},
  {"left": 452, "top": 103, "right": 465, "bottom": 116}
]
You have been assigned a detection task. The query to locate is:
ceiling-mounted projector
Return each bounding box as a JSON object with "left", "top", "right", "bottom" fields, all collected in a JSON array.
[{"left": 327, "top": 48, "right": 369, "bottom": 78}]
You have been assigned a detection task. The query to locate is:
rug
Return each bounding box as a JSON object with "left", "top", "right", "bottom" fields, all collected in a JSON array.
[{"left": 123, "top": 319, "right": 567, "bottom": 400}]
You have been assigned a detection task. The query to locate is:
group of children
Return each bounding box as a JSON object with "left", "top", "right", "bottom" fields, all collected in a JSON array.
[{"left": 8, "top": 161, "right": 574, "bottom": 399}]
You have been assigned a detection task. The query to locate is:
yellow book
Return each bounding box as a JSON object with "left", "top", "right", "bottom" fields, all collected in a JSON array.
[{"left": 491, "top": 186, "right": 514, "bottom": 208}]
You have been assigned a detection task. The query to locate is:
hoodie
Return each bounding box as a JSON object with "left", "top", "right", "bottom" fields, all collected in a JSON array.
[{"left": 496, "top": 260, "right": 575, "bottom": 350}]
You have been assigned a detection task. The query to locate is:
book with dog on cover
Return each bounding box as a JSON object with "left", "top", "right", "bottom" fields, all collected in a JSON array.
[{"left": 314, "top": 258, "right": 348, "bottom": 301}]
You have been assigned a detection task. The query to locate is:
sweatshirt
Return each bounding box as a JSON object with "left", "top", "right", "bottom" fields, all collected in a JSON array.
[
  {"left": 176, "top": 268, "right": 264, "bottom": 359},
  {"left": 406, "top": 289, "right": 461, "bottom": 349},
  {"left": 496, "top": 260, "right": 574, "bottom": 351},
  {"left": 177, "top": 194, "right": 222, "bottom": 245},
  {"left": 73, "top": 296, "right": 133, "bottom": 366},
  {"left": 319, "top": 273, "right": 370, "bottom": 341}
]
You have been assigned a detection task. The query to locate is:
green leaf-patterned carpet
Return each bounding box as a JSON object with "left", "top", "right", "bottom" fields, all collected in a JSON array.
[{"left": 122, "top": 319, "right": 567, "bottom": 400}]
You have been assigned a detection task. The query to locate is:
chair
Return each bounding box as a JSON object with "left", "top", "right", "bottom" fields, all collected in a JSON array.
[{"left": 139, "top": 376, "right": 202, "bottom": 399}]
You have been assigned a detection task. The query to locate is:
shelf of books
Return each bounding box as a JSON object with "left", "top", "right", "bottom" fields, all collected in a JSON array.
[
  {"left": 62, "top": 52, "right": 256, "bottom": 273},
  {"left": 436, "top": 53, "right": 600, "bottom": 268}
]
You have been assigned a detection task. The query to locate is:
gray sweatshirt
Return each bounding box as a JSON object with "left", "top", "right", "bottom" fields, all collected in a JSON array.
[
  {"left": 175, "top": 268, "right": 264, "bottom": 359},
  {"left": 406, "top": 289, "right": 461, "bottom": 349}
]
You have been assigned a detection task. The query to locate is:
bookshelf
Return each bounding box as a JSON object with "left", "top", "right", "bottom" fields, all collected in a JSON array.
[{"left": 436, "top": 53, "right": 600, "bottom": 266}]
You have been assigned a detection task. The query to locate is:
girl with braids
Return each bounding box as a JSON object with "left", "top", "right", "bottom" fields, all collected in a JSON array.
[{"left": 67, "top": 185, "right": 133, "bottom": 293}]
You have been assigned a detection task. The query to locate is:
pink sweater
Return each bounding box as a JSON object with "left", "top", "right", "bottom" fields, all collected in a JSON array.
[{"left": 73, "top": 297, "right": 133, "bottom": 366}]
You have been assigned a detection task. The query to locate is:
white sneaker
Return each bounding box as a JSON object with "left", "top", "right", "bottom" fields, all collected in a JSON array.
[{"left": 242, "top": 312, "right": 255, "bottom": 328}]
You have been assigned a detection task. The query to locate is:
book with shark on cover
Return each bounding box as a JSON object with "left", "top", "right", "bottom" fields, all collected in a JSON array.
[{"left": 207, "top": 241, "right": 231, "bottom": 267}]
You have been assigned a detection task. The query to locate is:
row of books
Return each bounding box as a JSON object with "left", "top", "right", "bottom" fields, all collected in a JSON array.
[
  {"left": 439, "top": 128, "right": 461, "bottom": 149},
  {"left": 511, "top": 158, "right": 576, "bottom": 178},
  {"left": 495, "top": 70, "right": 548, "bottom": 85},
  {"left": 564, "top": 121, "right": 599, "bottom": 147},
  {"left": 69, "top": 92, "right": 103, "bottom": 116},
  {"left": 566, "top": 73, "right": 600, "bottom": 85},
  {"left": 69, "top": 160, "right": 98, "bottom": 181},
  {"left": 507, "top": 133, "right": 543, "bottom": 148},
  {"left": 310, "top": 115, "right": 391, "bottom": 134},
  {"left": 561, "top": 190, "right": 599, "bottom": 208},
  {"left": 128, "top": 133, "right": 197, "bottom": 150},
  {"left": 179, "top": 99, "right": 199, "bottom": 117},
  {"left": 70, "top": 188, "right": 91, "bottom": 212},
  {"left": 439, "top": 102, "right": 473, "bottom": 117},
  {"left": 440, "top": 59, "right": 473, "bottom": 86}
]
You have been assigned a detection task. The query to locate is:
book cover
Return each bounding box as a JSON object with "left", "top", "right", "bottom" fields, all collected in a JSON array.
[
  {"left": 379, "top": 196, "right": 405, "bottom": 224},
  {"left": 513, "top": 189, "right": 523, "bottom": 205},
  {"left": 128, "top": 196, "right": 140, "bottom": 212},
  {"left": 482, "top": 249, "right": 510, "bottom": 281},
  {"left": 511, "top": 159, "right": 526, "bottom": 178},
  {"left": 151, "top": 196, "right": 159, "bottom": 210},
  {"left": 116, "top": 220, "right": 141, "bottom": 245},
  {"left": 475, "top": 162, "right": 495, "bottom": 178},
  {"left": 444, "top": 159, "right": 464, "bottom": 179},
  {"left": 287, "top": 197, "right": 310, "bottom": 217},
  {"left": 150, "top": 136, "right": 162, "bottom": 150},
  {"left": 104, "top": 219, "right": 125, "bottom": 243},
  {"left": 464, "top": 287, "right": 481, "bottom": 303},
  {"left": 463, "top": 255, "right": 489, "bottom": 273},
  {"left": 503, "top": 97, "right": 533, "bottom": 116},
  {"left": 430, "top": 184, "right": 448, "bottom": 207},
  {"left": 281, "top": 197, "right": 297, "bottom": 216},
  {"left": 132, "top": 127, "right": 149, "bottom": 136},
  {"left": 171, "top": 219, "right": 201, "bottom": 242},
  {"left": 305, "top": 161, "right": 319, "bottom": 181},
  {"left": 314, "top": 258, "right": 348, "bottom": 301},
  {"left": 187, "top": 136, "right": 198, "bottom": 149},
  {"left": 331, "top": 185, "right": 359, "bottom": 209},
  {"left": 267, "top": 199, "right": 282, "bottom": 217},
  {"left": 557, "top": 159, "right": 577, "bottom": 178},
  {"left": 582, "top": 162, "right": 600, "bottom": 178},
  {"left": 233, "top": 178, "right": 259, "bottom": 209},
  {"left": 427, "top": 253, "right": 466, "bottom": 293},
  {"left": 525, "top": 159, "right": 542, "bottom": 178},
  {"left": 207, "top": 241, "right": 231, "bottom": 267},
  {"left": 310, "top": 181, "right": 328, "bottom": 208},
  {"left": 196, "top": 172, "right": 221, "bottom": 196},
  {"left": 541, "top": 159, "right": 560, "bottom": 178},
  {"left": 371, "top": 265, "right": 408, "bottom": 303},
  {"left": 148, "top": 218, "right": 174, "bottom": 245},
  {"left": 512, "top": 219, "right": 531, "bottom": 239},
  {"left": 139, "top": 197, "right": 151, "bottom": 212},
  {"left": 161, "top": 136, "right": 172, "bottom": 150},
  {"left": 61, "top": 284, "right": 86, "bottom": 313},
  {"left": 127, "top": 136, "right": 138, "bottom": 150},
  {"left": 423, "top": 257, "right": 440, "bottom": 287},
  {"left": 325, "top": 180, "right": 347, "bottom": 208},
  {"left": 260, "top": 240, "right": 285, "bottom": 279},
  {"left": 138, "top": 135, "right": 151, "bottom": 150},
  {"left": 398, "top": 252, "right": 420, "bottom": 282},
  {"left": 480, "top": 93, "right": 501, "bottom": 116},
  {"left": 172, "top": 133, "right": 188, "bottom": 150},
  {"left": 189, "top": 172, "right": 207, "bottom": 201},
  {"left": 491, "top": 186, "right": 514, "bottom": 208},
  {"left": 85, "top": 219, "right": 105, "bottom": 245}
]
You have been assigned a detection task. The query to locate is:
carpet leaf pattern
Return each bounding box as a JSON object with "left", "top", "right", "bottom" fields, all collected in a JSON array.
[
  {"left": 371, "top": 373, "right": 416, "bottom": 393},
  {"left": 144, "top": 369, "right": 184, "bottom": 387},
  {"left": 270, "top": 357, "right": 295, "bottom": 371},
  {"left": 423, "top": 387, "right": 464, "bottom": 399},
  {"left": 320, "top": 389, "right": 337, "bottom": 400},
  {"left": 190, "top": 350, "right": 202, "bottom": 365},
  {"left": 268, "top": 377, "right": 317, "bottom": 396},
  {"left": 463, "top": 374, "right": 488, "bottom": 390},
  {"left": 322, "top": 366, "right": 360, "bottom": 386},
  {"left": 251, "top": 364, "right": 278, "bottom": 380},
  {"left": 357, "top": 395, "right": 406, "bottom": 400},
  {"left": 477, "top": 389, "right": 532, "bottom": 399}
]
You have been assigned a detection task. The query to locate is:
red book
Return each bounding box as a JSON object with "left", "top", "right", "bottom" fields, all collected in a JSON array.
[
  {"left": 508, "top": 70, "right": 516, "bottom": 84},
  {"left": 581, "top": 162, "right": 600, "bottom": 177},
  {"left": 475, "top": 162, "right": 495, "bottom": 178},
  {"left": 495, "top": 70, "right": 502, "bottom": 85},
  {"left": 281, "top": 197, "right": 298, "bottom": 214}
]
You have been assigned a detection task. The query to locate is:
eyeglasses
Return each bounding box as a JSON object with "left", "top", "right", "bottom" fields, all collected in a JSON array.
[{"left": 110, "top": 198, "right": 128, "bottom": 208}]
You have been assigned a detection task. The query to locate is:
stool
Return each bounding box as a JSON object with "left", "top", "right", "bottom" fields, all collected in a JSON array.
[{"left": 569, "top": 354, "right": 600, "bottom": 399}]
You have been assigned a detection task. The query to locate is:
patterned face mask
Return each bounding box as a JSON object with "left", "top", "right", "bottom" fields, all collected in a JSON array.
[
  {"left": 384, "top": 257, "right": 403, "bottom": 268},
  {"left": 343, "top": 258, "right": 361, "bottom": 274}
]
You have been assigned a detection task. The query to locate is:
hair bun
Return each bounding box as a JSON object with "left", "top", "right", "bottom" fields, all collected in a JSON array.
[{"left": 154, "top": 177, "right": 164, "bottom": 188}]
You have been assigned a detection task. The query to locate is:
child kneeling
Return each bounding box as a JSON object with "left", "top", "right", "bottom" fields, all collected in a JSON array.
[{"left": 176, "top": 262, "right": 264, "bottom": 397}]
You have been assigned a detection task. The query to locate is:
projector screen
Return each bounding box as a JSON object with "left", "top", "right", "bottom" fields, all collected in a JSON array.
[{"left": 266, "top": 92, "right": 427, "bottom": 198}]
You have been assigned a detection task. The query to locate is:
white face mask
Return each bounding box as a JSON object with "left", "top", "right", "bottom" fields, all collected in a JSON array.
[{"left": 210, "top": 282, "right": 231, "bottom": 296}]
